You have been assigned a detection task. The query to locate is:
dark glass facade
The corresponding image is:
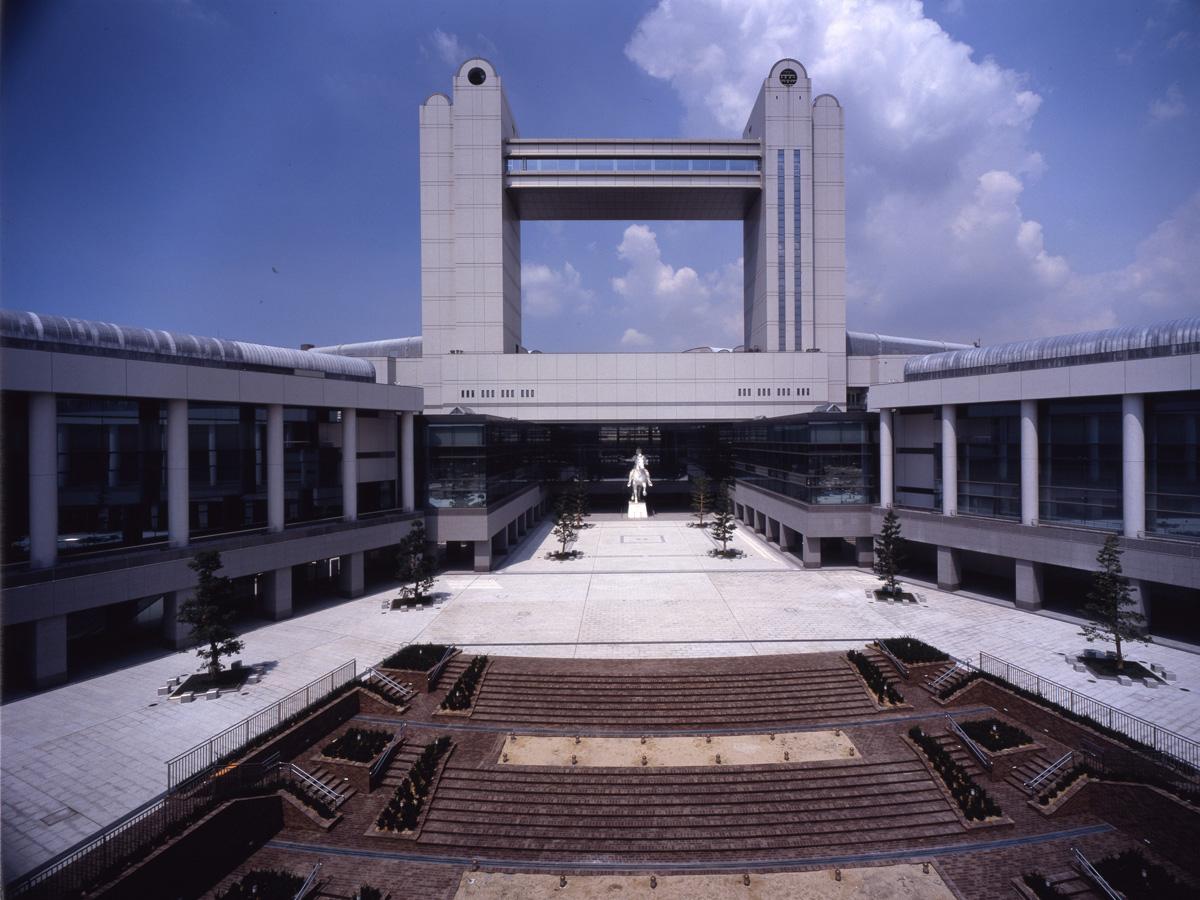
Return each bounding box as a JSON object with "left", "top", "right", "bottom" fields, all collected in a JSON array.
[
  {"left": 2, "top": 393, "right": 30, "bottom": 563},
  {"left": 284, "top": 407, "right": 343, "bottom": 523},
  {"left": 732, "top": 414, "right": 878, "bottom": 505},
  {"left": 189, "top": 403, "right": 267, "bottom": 536},
  {"left": 1039, "top": 398, "right": 1122, "bottom": 530},
  {"left": 956, "top": 402, "right": 1020, "bottom": 519},
  {"left": 57, "top": 396, "right": 167, "bottom": 554},
  {"left": 1147, "top": 392, "right": 1200, "bottom": 539},
  {"left": 426, "top": 418, "right": 547, "bottom": 509}
]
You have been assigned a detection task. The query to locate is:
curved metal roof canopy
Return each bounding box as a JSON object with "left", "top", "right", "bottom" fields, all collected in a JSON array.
[
  {"left": 846, "top": 331, "right": 971, "bottom": 357},
  {"left": 309, "top": 337, "right": 423, "bottom": 359},
  {"left": 904, "top": 316, "right": 1200, "bottom": 381},
  {"left": 1, "top": 310, "right": 377, "bottom": 381}
]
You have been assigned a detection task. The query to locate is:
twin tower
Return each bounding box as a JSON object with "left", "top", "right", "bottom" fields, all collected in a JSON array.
[{"left": 418, "top": 58, "right": 845, "bottom": 415}]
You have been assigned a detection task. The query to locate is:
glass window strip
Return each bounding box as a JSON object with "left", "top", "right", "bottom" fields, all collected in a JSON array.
[
  {"left": 506, "top": 157, "right": 762, "bottom": 173},
  {"left": 777, "top": 150, "right": 786, "bottom": 352},
  {"left": 793, "top": 149, "right": 803, "bottom": 350}
]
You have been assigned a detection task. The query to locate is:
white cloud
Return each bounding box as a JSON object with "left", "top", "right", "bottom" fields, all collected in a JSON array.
[
  {"left": 1149, "top": 83, "right": 1187, "bottom": 122},
  {"left": 625, "top": 0, "right": 1199, "bottom": 344},
  {"left": 522, "top": 261, "right": 592, "bottom": 318},
  {"left": 620, "top": 327, "right": 653, "bottom": 347},
  {"left": 431, "top": 29, "right": 466, "bottom": 67}
]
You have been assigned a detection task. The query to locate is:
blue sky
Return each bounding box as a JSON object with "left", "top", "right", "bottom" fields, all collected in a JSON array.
[{"left": 3, "top": 0, "right": 1198, "bottom": 352}]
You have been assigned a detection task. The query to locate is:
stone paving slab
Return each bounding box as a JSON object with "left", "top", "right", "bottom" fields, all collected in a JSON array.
[{"left": 2, "top": 512, "right": 1198, "bottom": 884}]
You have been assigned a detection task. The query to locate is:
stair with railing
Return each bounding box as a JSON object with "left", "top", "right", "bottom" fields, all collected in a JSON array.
[
  {"left": 922, "top": 660, "right": 976, "bottom": 698},
  {"left": 861, "top": 645, "right": 906, "bottom": 686},
  {"left": 1008, "top": 751, "right": 1074, "bottom": 797},
  {"left": 362, "top": 667, "right": 417, "bottom": 706},
  {"left": 282, "top": 762, "right": 355, "bottom": 811}
]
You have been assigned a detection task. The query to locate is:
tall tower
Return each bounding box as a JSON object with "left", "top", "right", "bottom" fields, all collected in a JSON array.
[{"left": 742, "top": 60, "right": 845, "bottom": 398}]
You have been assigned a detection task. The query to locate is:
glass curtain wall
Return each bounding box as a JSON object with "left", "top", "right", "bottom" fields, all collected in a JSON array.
[
  {"left": 2, "top": 393, "right": 30, "bottom": 563},
  {"left": 732, "top": 415, "right": 878, "bottom": 505},
  {"left": 188, "top": 403, "right": 267, "bottom": 536},
  {"left": 1039, "top": 398, "right": 1122, "bottom": 530},
  {"left": 426, "top": 419, "right": 548, "bottom": 509},
  {"left": 57, "top": 396, "right": 166, "bottom": 554},
  {"left": 1147, "top": 392, "right": 1200, "bottom": 539},
  {"left": 956, "top": 402, "right": 1020, "bottom": 519},
  {"left": 284, "top": 407, "right": 342, "bottom": 523}
]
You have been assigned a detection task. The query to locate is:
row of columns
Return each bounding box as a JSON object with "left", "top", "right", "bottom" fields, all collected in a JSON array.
[
  {"left": 879, "top": 396, "right": 1146, "bottom": 538},
  {"left": 733, "top": 501, "right": 874, "bottom": 570},
  {"left": 474, "top": 502, "right": 543, "bottom": 572},
  {"left": 27, "top": 395, "right": 418, "bottom": 569}
]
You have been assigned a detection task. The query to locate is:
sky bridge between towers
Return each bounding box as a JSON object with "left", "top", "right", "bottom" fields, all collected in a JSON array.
[{"left": 504, "top": 138, "right": 763, "bottom": 220}]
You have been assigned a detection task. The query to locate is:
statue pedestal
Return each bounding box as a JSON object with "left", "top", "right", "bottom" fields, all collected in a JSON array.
[{"left": 627, "top": 501, "right": 648, "bottom": 519}]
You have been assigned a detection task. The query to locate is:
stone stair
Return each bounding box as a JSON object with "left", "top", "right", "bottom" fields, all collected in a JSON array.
[
  {"left": 930, "top": 730, "right": 985, "bottom": 779},
  {"left": 292, "top": 764, "right": 357, "bottom": 810},
  {"left": 1006, "top": 752, "right": 1059, "bottom": 797},
  {"left": 861, "top": 646, "right": 906, "bottom": 686},
  {"left": 921, "top": 662, "right": 976, "bottom": 699}
]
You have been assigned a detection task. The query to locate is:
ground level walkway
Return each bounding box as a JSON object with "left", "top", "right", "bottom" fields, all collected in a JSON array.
[{"left": 2, "top": 512, "right": 1197, "bottom": 882}]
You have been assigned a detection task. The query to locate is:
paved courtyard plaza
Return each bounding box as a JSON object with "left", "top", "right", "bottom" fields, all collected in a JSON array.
[{"left": 2, "top": 513, "right": 1199, "bottom": 882}]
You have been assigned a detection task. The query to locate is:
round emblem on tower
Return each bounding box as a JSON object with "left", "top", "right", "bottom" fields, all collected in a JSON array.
[{"left": 779, "top": 68, "right": 798, "bottom": 86}]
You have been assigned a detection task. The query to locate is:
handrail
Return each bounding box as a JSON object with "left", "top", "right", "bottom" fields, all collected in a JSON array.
[
  {"left": 167, "top": 660, "right": 357, "bottom": 790},
  {"left": 370, "top": 723, "right": 407, "bottom": 784},
  {"left": 282, "top": 763, "right": 343, "bottom": 805},
  {"left": 946, "top": 715, "right": 993, "bottom": 772},
  {"left": 294, "top": 861, "right": 323, "bottom": 900},
  {"left": 1071, "top": 847, "right": 1124, "bottom": 900},
  {"left": 930, "top": 657, "right": 975, "bottom": 689},
  {"left": 978, "top": 651, "right": 1200, "bottom": 774},
  {"left": 365, "top": 666, "right": 416, "bottom": 700},
  {"left": 1025, "top": 751, "right": 1074, "bottom": 793},
  {"left": 427, "top": 645, "right": 460, "bottom": 689},
  {"left": 873, "top": 639, "right": 910, "bottom": 679}
]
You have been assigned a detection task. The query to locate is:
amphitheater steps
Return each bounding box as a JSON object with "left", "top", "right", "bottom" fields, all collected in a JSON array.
[
  {"left": 930, "top": 732, "right": 986, "bottom": 779},
  {"left": 860, "top": 647, "right": 906, "bottom": 687}
]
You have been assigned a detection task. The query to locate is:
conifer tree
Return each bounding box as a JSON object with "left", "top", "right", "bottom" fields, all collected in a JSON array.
[
  {"left": 874, "top": 509, "right": 904, "bottom": 597},
  {"left": 708, "top": 483, "right": 737, "bottom": 555},
  {"left": 180, "top": 551, "right": 244, "bottom": 678},
  {"left": 1079, "top": 535, "right": 1149, "bottom": 670},
  {"left": 552, "top": 495, "right": 579, "bottom": 557},
  {"left": 395, "top": 520, "right": 436, "bottom": 606},
  {"left": 691, "top": 474, "right": 713, "bottom": 528}
]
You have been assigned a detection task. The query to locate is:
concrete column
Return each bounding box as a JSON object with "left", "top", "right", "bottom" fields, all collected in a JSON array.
[
  {"left": 1122, "top": 394, "right": 1145, "bottom": 539},
  {"left": 507, "top": 520, "right": 518, "bottom": 545},
  {"left": 342, "top": 408, "right": 357, "bottom": 522},
  {"left": 937, "top": 546, "right": 961, "bottom": 591},
  {"left": 516, "top": 514, "right": 527, "bottom": 537},
  {"left": 267, "top": 404, "right": 285, "bottom": 532},
  {"left": 338, "top": 551, "right": 364, "bottom": 598},
  {"left": 1020, "top": 399, "right": 1038, "bottom": 526},
  {"left": 941, "top": 405, "right": 957, "bottom": 517},
  {"left": 32, "top": 615, "right": 68, "bottom": 689},
  {"left": 167, "top": 399, "right": 189, "bottom": 548},
  {"left": 29, "top": 392, "right": 58, "bottom": 569},
  {"left": 766, "top": 517, "right": 779, "bottom": 544},
  {"left": 1128, "top": 579, "right": 1149, "bottom": 631},
  {"left": 474, "top": 539, "right": 492, "bottom": 573},
  {"left": 162, "top": 590, "right": 192, "bottom": 649},
  {"left": 1014, "top": 559, "right": 1044, "bottom": 611},
  {"left": 855, "top": 537, "right": 874, "bottom": 569},
  {"left": 802, "top": 535, "right": 822, "bottom": 569},
  {"left": 400, "top": 412, "right": 415, "bottom": 512},
  {"left": 107, "top": 425, "right": 120, "bottom": 488},
  {"left": 778, "top": 525, "right": 793, "bottom": 552},
  {"left": 494, "top": 528, "right": 509, "bottom": 554},
  {"left": 879, "top": 409, "right": 894, "bottom": 509},
  {"left": 754, "top": 510, "right": 765, "bottom": 534},
  {"left": 262, "top": 567, "right": 293, "bottom": 620}
]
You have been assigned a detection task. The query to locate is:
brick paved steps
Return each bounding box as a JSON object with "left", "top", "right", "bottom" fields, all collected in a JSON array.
[
  {"left": 861, "top": 648, "right": 905, "bottom": 686},
  {"left": 921, "top": 663, "right": 974, "bottom": 697},
  {"left": 301, "top": 765, "right": 357, "bottom": 809},
  {"left": 1047, "top": 871, "right": 1101, "bottom": 898},
  {"left": 378, "top": 744, "right": 427, "bottom": 789},
  {"left": 931, "top": 732, "right": 985, "bottom": 778},
  {"left": 432, "top": 656, "right": 470, "bottom": 691},
  {"left": 1006, "top": 753, "right": 1058, "bottom": 796}
]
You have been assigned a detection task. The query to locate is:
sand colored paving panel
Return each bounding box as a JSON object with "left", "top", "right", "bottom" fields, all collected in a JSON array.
[
  {"left": 498, "top": 730, "right": 861, "bottom": 767},
  {"left": 454, "top": 865, "right": 957, "bottom": 899}
]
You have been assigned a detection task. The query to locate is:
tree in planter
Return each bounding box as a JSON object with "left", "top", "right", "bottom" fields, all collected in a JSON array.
[
  {"left": 873, "top": 509, "right": 904, "bottom": 597},
  {"left": 551, "top": 496, "right": 579, "bottom": 558},
  {"left": 1079, "top": 535, "right": 1149, "bottom": 670},
  {"left": 690, "top": 474, "right": 714, "bottom": 528},
  {"left": 180, "top": 551, "right": 244, "bottom": 679},
  {"left": 568, "top": 479, "right": 589, "bottom": 530},
  {"left": 708, "top": 485, "right": 738, "bottom": 556},
  {"left": 395, "top": 520, "right": 436, "bottom": 606}
]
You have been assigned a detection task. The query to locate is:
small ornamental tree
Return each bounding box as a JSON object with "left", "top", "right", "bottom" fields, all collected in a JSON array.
[
  {"left": 874, "top": 509, "right": 904, "bottom": 597},
  {"left": 180, "top": 551, "right": 244, "bottom": 678},
  {"left": 690, "top": 474, "right": 714, "bottom": 528},
  {"left": 1079, "top": 535, "right": 1149, "bottom": 670},
  {"left": 708, "top": 483, "right": 738, "bottom": 556},
  {"left": 551, "top": 496, "right": 579, "bottom": 557},
  {"left": 569, "top": 480, "right": 588, "bottom": 530},
  {"left": 395, "top": 520, "right": 436, "bottom": 606}
]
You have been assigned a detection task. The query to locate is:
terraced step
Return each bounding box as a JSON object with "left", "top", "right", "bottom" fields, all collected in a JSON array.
[
  {"left": 1005, "top": 753, "right": 1057, "bottom": 795},
  {"left": 931, "top": 732, "right": 985, "bottom": 777},
  {"left": 298, "top": 765, "right": 357, "bottom": 809}
]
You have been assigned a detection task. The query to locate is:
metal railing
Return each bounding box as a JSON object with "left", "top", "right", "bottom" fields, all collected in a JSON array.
[
  {"left": 370, "top": 723, "right": 407, "bottom": 785},
  {"left": 1071, "top": 847, "right": 1124, "bottom": 900},
  {"left": 427, "top": 645, "right": 460, "bottom": 689},
  {"left": 873, "top": 639, "right": 910, "bottom": 679},
  {"left": 282, "top": 764, "right": 343, "bottom": 805},
  {"left": 1025, "top": 751, "right": 1074, "bottom": 793},
  {"left": 978, "top": 651, "right": 1200, "bottom": 773},
  {"left": 364, "top": 666, "right": 416, "bottom": 700},
  {"left": 167, "top": 660, "right": 357, "bottom": 790},
  {"left": 930, "top": 657, "right": 975, "bottom": 690},
  {"left": 294, "top": 861, "right": 323, "bottom": 900},
  {"left": 946, "top": 715, "right": 993, "bottom": 772}
]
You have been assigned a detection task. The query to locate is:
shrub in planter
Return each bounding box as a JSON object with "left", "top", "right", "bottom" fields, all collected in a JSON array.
[
  {"left": 1036, "top": 764, "right": 1096, "bottom": 806},
  {"left": 278, "top": 781, "right": 336, "bottom": 820},
  {"left": 1094, "top": 849, "right": 1190, "bottom": 900},
  {"left": 959, "top": 718, "right": 1033, "bottom": 752},
  {"left": 322, "top": 727, "right": 393, "bottom": 763},
  {"left": 878, "top": 636, "right": 949, "bottom": 664},
  {"left": 381, "top": 644, "right": 451, "bottom": 671},
  {"left": 375, "top": 736, "right": 452, "bottom": 832},
  {"left": 441, "top": 655, "right": 488, "bottom": 711},
  {"left": 217, "top": 869, "right": 304, "bottom": 899},
  {"left": 909, "top": 726, "right": 1001, "bottom": 821},
  {"left": 847, "top": 650, "right": 904, "bottom": 705}
]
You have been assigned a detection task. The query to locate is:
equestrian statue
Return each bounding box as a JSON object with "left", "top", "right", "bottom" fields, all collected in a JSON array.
[{"left": 627, "top": 448, "right": 653, "bottom": 503}]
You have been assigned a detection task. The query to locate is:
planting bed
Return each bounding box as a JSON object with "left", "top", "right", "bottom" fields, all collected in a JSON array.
[
  {"left": 879, "top": 637, "right": 949, "bottom": 664},
  {"left": 322, "top": 727, "right": 394, "bottom": 763},
  {"left": 959, "top": 718, "right": 1033, "bottom": 752},
  {"left": 1078, "top": 655, "right": 1161, "bottom": 682}
]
